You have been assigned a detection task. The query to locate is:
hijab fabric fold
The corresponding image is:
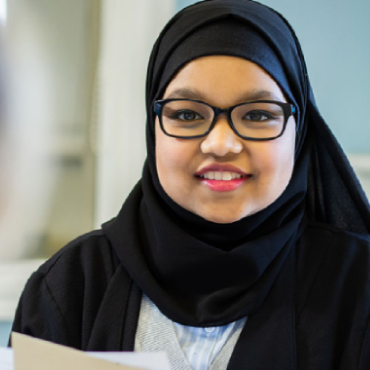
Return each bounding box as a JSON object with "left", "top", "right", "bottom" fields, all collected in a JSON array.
[{"left": 102, "top": 0, "right": 370, "bottom": 367}]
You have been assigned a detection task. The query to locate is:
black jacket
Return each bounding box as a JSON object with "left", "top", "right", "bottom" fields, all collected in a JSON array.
[{"left": 11, "top": 222, "right": 370, "bottom": 369}]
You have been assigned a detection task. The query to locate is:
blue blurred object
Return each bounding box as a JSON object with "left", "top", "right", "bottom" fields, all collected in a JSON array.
[
  {"left": 176, "top": 0, "right": 199, "bottom": 11},
  {"left": 0, "top": 322, "right": 12, "bottom": 347}
]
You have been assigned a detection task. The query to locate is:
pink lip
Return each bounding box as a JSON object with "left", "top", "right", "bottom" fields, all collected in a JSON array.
[
  {"left": 194, "top": 164, "right": 252, "bottom": 192},
  {"left": 201, "top": 178, "right": 249, "bottom": 192}
]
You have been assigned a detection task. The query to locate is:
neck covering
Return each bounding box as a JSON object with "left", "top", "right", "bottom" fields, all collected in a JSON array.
[{"left": 102, "top": 0, "right": 370, "bottom": 355}]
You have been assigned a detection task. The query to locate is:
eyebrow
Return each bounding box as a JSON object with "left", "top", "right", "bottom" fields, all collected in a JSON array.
[{"left": 164, "top": 88, "right": 283, "bottom": 103}]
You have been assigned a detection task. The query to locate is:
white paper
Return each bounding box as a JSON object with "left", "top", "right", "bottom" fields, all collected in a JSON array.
[
  {"left": 0, "top": 346, "right": 170, "bottom": 370},
  {"left": 88, "top": 352, "right": 171, "bottom": 370},
  {"left": 0, "top": 348, "right": 13, "bottom": 370}
]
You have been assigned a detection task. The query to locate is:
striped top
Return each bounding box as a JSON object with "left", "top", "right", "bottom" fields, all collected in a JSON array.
[
  {"left": 135, "top": 294, "right": 247, "bottom": 370},
  {"left": 173, "top": 317, "right": 247, "bottom": 370}
]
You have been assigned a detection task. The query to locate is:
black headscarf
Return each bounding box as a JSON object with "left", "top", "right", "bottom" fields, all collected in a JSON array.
[{"left": 103, "top": 0, "right": 370, "bottom": 330}]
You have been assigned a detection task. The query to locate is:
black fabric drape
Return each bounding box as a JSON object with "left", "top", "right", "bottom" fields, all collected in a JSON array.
[{"left": 11, "top": 223, "right": 370, "bottom": 369}]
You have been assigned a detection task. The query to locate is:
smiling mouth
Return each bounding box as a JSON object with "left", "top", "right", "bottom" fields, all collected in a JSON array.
[
  {"left": 197, "top": 171, "right": 249, "bottom": 181},
  {"left": 195, "top": 171, "right": 252, "bottom": 192}
]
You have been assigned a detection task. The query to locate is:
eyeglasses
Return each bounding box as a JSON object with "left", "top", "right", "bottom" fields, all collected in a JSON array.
[{"left": 153, "top": 99, "right": 296, "bottom": 141}]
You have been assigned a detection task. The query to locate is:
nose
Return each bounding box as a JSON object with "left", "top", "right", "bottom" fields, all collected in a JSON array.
[{"left": 200, "top": 115, "right": 243, "bottom": 156}]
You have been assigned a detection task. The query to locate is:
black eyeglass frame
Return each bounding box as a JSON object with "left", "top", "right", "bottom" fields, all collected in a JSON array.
[{"left": 153, "top": 98, "right": 296, "bottom": 141}]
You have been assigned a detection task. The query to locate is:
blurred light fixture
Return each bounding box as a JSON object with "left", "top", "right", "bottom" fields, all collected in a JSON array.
[{"left": 0, "top": 0, "right": 6, "bottom": 26}]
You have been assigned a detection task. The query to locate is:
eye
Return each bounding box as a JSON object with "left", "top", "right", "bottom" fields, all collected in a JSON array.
[
  {"left": 244, "top": 110, "right": 273, "bottom": 122},
  {"left": 174, "top": 110, "right": 203, "bottom": 121}
]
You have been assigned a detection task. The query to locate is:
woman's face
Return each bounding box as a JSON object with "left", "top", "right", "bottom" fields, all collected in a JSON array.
[{"left": 155, "top": 56, "right": 296, "bottom": 223}]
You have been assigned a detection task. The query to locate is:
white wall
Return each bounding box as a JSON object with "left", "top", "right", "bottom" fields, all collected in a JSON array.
[
  {"left": 1, "top": 0, "right": 97, "bottom": 260},
  {"left": 95, "top": 0, "right": 175, "bottom": 226}
]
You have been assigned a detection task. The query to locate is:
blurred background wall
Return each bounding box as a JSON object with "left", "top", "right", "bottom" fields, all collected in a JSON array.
[
  {"left": 0, "top": 0, "right": 101, "bottom": 344},
  {"left": 0, "top": 0, "right": 174, "bottom": 345},
  {"left": 0, "top": 0, "right": 369, "bottom": 345},
  {"left": 1, "top": 0, "right": 98, "bottom": 261}
]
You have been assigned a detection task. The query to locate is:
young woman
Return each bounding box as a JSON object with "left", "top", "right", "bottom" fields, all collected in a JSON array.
[{"left": 12, "top": 1, "right": 370, "bottom": 369}]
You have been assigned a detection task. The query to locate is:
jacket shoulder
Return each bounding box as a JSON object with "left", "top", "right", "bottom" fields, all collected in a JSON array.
[
  {"left": 12, "top": 229, "right": 127, "bottom": 349},
  {"left": 37, "top": 229, "right": 118, "bottom": 278},
  {"left": 297, "top": 221, "right": 370, "bottom": 315},
  {"left": 301, "top": 221, "right": 370, "bottom": 252}
]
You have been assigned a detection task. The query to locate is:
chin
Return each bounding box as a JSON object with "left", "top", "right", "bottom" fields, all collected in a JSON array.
[{"left": 197, "top": 207, "right": 255, "bottom": 224}]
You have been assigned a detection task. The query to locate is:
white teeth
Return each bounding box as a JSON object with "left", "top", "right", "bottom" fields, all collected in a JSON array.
[
  {"left": 231, "top": 172, "right": 241, "bottom": 179},
  {"left": 222, "top": 172, "right": 232, "bottom": 181},
  {"left": 201, "top": 171, "right": 243, "bottom": 180}
]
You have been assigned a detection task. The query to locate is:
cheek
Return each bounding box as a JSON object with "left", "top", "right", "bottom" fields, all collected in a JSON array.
[
  {"left": 155, "top": 120, "right": 196, "bottom": 196},
  {"left": 252, "top": 121, "right": 295, "bottom": 192}
]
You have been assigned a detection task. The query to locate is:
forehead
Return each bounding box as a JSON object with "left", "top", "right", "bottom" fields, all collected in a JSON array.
[{"left": 162, "top": 55, "right": 287, "bottom": 106}]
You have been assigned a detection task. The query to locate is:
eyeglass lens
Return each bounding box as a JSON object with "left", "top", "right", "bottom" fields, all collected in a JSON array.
[{"left": 161, "top": 100, "right": 285, "bottom": 138}]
